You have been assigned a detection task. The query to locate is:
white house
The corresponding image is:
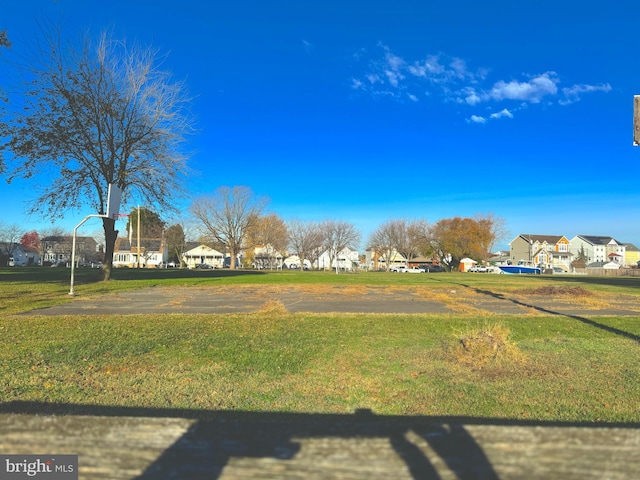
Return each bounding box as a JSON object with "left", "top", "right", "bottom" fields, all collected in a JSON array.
[
  {"left": 283, "top": 255, "right": 312, "bottom": 270},
  {"left": 1, "top": 243, "right": 41, "bottom": 266},
  {"left": 252, "top": 244, "right": 285, "bottom": 269},
  {"left": 113, "top": 238, "right": 168, "bottom": 268},
  {"left": 569, "top": 235, "right": 626, "bottom": 266},
  {"left": 182, "top": 244, "right": 225, "bottom": 269},
  {"left": 316, "top": 247, "right": 360, "bottom": 271}
]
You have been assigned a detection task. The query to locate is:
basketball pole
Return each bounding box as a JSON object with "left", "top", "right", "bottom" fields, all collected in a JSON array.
[
  {"left": 634, "top": 95, "right": 640, "bottom": 146},
  {"left": 69, "top": 183, "right": 122, "bottom": 296}
]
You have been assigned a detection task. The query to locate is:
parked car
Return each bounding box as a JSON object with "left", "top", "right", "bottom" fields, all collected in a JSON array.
[
  {"left": 195, "top": 263, "right": 214, "bottom": 269},
  {"left": 468, "top": 265, "right": 488, "bottom": 273},
  {"left": 425, "top": 265, "right": 445, "bottom": 273},
  {"left": 392, "top": 266, "right": 425, "bottom": 273},
  {"left": 390, "top": 265, "right": 407, "bottom": 272},
  {"left": 404, "top": 266, "right": 426, "bottom": 273}
]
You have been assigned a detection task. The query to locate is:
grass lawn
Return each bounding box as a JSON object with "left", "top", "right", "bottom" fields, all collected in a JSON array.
[{"left": 2, "top": 267, "right": 640, "bottom": 422}]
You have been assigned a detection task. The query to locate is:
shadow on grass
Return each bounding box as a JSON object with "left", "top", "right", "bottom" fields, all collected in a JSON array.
[
  {"left": 530, "top": 274, "right": 640, "bottom": 289},
  {"left": 456, "top": 282, "right": 640, "bottom": 344},
  {"left": 5, "top": 401, "right": 640, "bottom": 479},
  {"left": 109, "top": 268, "right": 268, "bottom": 281},
  {"left": 0, "top": 266, "right": 268, "bottom": 283}
]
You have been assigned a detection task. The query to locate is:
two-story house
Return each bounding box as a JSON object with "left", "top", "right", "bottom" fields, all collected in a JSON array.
[
  {"left": 41, "top": 235, "right": 100, "bottom": 267},
  {"left": 316, "top": 246, "right": 360, "bottom": 271},
  {"left": 509, "top": 234, "right": 572, "bottom": 271},
  {"left": 569, "top": 235, "right": 626, "bottom": 266}
]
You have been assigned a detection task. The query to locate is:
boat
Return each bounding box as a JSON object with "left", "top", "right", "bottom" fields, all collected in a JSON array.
[{"left": 498, "top": 261, "right": 541, "bottom": 274}]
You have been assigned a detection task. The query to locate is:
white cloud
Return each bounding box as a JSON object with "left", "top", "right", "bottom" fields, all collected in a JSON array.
[
  {"left": 350, "top": 45, "right": 611, "bottom": 115},
  {"left": 467, "top": 115, "right": 487, "bottom": 124},
  {"left": 460, "top": 87, "right": 482, "bottom": 106},
  {"left": 490, "top": 108, "right": 514, "bottom": 119},
  {"left": 560, "top": 83, "right": 612, "bottom": 105},
  {"left": 489, "top": 72, "right": 559, "bottom": 103}
]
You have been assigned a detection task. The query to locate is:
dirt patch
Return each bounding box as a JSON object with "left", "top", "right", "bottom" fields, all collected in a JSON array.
[{"left": 518, "top": 286, "right": 592, "bottom": 297}]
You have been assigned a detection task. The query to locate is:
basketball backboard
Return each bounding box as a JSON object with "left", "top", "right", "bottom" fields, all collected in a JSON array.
[{"left": 106, "top": 184, "right": 123, "bottom": 219}]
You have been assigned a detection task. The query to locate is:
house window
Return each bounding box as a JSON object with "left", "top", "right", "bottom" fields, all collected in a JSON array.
[{"left": 558, "top": 243, "right": 568, "bottom": 252}]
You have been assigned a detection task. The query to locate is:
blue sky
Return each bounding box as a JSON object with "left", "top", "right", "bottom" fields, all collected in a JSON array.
[{"left": 1, "top": 0, "right": 639, "bottom": 250}]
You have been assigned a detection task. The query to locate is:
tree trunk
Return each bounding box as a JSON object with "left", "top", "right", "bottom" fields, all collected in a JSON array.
[
  {"left": 229, "top": 247, "right": 237, "bottom": 269},
  {"left": 99, "top": 217, "right": 118, "bottom": 281}
]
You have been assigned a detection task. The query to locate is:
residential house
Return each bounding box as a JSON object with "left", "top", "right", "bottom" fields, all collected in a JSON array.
[
  {"left": 252, "top": 244, "right": 285, "bottom": 269},
  {"left": 408, "top": 256, "right": 440, "bottom": 269},
  {"left": 316, "top": 247, "right": 360, "bottom": 271},
  {"left": 41, "top": 235, "right": 100, "bottom": 266},
  {"left": 569, "top": 235, "right": 626, "bottom": 266},
  {"left": 182, "top": 244, "right": 224, "bottom": 269},
  {"left": 0, "top": 242, "right": 40, "bottom": 266},
  {"left": 487, "top": 252, "right": 510, "bottom": 266},
  {"left": 365, "top": 248, "right": 407, "bottom": 271},
  {"left": 509, "top": 234, "right": 572, "bottom": 270},
  {"left": 283, "top": 255, "right": 312, "bottom": 270},
  {"left": 623, "top": 243, "right": 640, "bottom": 267},
  {"left": 113, "top": 238, "right": 168, "bottom": 268}
]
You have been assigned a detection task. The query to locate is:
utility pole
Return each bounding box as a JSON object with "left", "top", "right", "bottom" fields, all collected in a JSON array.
[
  {"left": 634, "top": 95, "right": 640, "bottom": 146},
  {"left": 137, "top": 205, "right": 141, "bottom": 268}
]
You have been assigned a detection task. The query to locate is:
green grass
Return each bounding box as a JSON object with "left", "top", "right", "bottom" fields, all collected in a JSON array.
[{"left": 2, "top": 267, "right": 640, "bottom": 422}]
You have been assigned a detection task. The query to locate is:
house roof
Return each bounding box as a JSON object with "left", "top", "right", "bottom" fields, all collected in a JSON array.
[
  {"left": 0, "top": 242, "right": 39, "bottom": 254},
  {"left": 623, "top": 243, "right": 640, "bottom": 252},
  {"left": 183, "top": 244, "right": 224, "bottom": 256},
  {"left": 575, "top": 235, "right": 622, "bottom": 246},
  {"left": 511, "top": 234, "right": 565, "bottom": 245},
  {"left": 115, "top": 238, "right": 163, "bottom": 252}
]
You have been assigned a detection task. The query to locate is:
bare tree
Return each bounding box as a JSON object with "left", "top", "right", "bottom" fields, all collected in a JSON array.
[
  {"left": 408, "top": 218, "right": 432, "bottom": 258},
  {"left": 165, "top": 223, "right": 186, "bottom": 266},
  {"left": 368, "top": 220, "right": 398, "bottom": 271},
  {"left": 191, "top": 186, "right": 268, "bottom": 269},
  {"left": 475, "top": 213, "right": 509, "bottom": 261},
  {"left": 247, "top": 214, "right": 288, "bottom": 269},
  {"left": 0, "top": 222, "right": 24, "bottom": 261},
  {"left": 0, "top": 27, "right": 193, "bottom": 280},
  {"left": 392, "top": 219, "right": 420, "bottom": 265},
  {"left": 368, "top": 218, "right": 429, "bottom": 270},
  {"left": 287, "top": 219, "right": 324, "bottom": 271},
  {"left": 320, "top": 220, "right": 361, "bottom": 273}
]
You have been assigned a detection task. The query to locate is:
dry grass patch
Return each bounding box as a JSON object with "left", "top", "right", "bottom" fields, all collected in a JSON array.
[
  {"left": 258, "top": 299, "right": 288, "bottom": 314},
  {"left": 414, "top": 286, "right": 489, "bottom": 315},
  {"left": 451, "top": 322, "right": 526, "bottom": 370}
]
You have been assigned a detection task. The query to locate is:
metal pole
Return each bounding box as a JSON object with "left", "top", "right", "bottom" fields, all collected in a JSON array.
[
  {"left": 137, "top": 205, "right": 141, "bottom": 268},
  {"left": 70, "top": 214, "right": 104, "bottom": 296}
]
